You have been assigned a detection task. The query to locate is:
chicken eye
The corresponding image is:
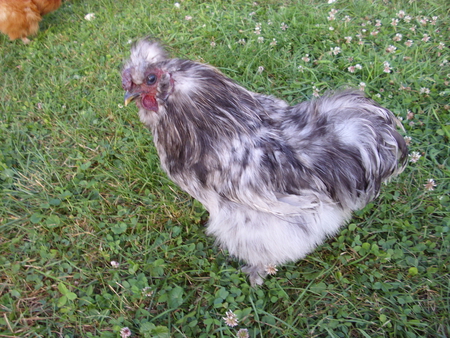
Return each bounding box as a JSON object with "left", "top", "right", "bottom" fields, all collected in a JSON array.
[{"left": 146, "top": 74, "right": 157, "bottom": 85}]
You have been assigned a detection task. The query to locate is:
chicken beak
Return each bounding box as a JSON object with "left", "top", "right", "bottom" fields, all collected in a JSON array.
[{"left": 124, "top": 91, "right": 140, "bottom": 106}]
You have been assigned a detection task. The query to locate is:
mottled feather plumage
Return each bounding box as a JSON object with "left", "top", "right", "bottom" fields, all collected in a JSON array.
[{"left": 122, "top": 38, "right": 407, "bottom": 285}]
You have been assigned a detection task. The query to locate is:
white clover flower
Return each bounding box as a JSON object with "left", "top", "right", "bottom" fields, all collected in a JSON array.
[
  {"left": 406, "top": 110, "right": 414, "bottom": 120},
  {"left": 237, "top": 328, "right": 250, "bottom": 338},
  {"left": 397, "top": 10, "right": 406, "bottom": 19},
  {"left": 386, "top": 45, "right": 397, "bottom": 53},
  {"left": 404, "top": 136, "right": 412, "bottom": 145},
  {"left": 84, "top": 13, "right": 96, "bottom": 21},
  {"left": 422, "top": 34, "right": 430, "bottom": 42},
  {"left": 223, "top": 310, "right": 238, "bottom": 327},
  {"left": 142, "top": 287, "right": 153, "bottom": 297},
  {"left": 331, "top": 46, "right": 341, "bottom": 55},
  {"left": 424, "top": 179, "right": 437, "bottom": 191},
  {"left": 254, "top": 23, "right": 262, "bottom": 35},
  {"left": 265, "top": 264, "right": 278, "bottom": 275},
  {"left": 120, "top": 327, "right": 131, "bottom": 338},
  {"left": 312, "top": 86, "right": 320, "bottom": 97},
  {"left": 419, "top": 17, "right": 428, "bottom": 25},
  {"left": 409, "top": 151, "right": 421, "bottom": 163},
  {"left": 393, "top": 33, "right": 402, "bottom": 42}
]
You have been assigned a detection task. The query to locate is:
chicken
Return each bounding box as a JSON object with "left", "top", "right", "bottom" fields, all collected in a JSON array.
[
  {"left": 122, "top": 38, "right": 408, "bottom": 286},
  {"left": 0, "top": 0, "right": 61, "bottom": 44}
]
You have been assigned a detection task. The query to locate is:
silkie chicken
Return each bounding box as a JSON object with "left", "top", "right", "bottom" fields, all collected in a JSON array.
[
  {"left": 122, "top": 38, "right": 408, "bottom": 286},
  {"left": 0, "top": 0, "right": 61, "bottom": 44}
]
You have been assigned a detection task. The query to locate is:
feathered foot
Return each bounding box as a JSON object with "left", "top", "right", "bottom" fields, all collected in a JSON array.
[{"left": 242, "top": 265, "right": 268, "bottom": 287}]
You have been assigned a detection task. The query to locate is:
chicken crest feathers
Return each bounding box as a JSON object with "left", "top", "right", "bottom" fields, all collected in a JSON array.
[{"left": 126, "top": 38, "right": 168, "bottom": 69}]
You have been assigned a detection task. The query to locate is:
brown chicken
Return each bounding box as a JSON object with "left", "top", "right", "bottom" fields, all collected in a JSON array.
[{"left": 0, "top": 0, "right": 61, "bottom": 44}]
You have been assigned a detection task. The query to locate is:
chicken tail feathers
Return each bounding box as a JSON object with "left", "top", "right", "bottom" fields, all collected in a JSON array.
[{"left": 292, "top": 90, "right": 408, "bottom": 209}]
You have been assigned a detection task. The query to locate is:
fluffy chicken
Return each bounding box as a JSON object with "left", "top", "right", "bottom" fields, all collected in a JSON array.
[
  {"left": 122, "top": 38, "right": 408, "bottom": 286},
  {"left": 0, "top": 0, "right": 61, "bottom": 44}
]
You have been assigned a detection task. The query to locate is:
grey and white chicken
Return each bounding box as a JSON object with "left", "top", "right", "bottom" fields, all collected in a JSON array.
[{"left": 122, "top": 38, "right": 407, "bottom": 286}]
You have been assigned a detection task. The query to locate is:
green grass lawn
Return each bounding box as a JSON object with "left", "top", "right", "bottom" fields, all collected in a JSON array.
[{"left": 1, "top": 0, "right": 449, "bottom": 337}]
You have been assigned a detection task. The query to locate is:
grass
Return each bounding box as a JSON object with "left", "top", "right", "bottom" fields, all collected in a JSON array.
[{"left": 0, "top": 0, "right": 449, "bottom": 337}]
